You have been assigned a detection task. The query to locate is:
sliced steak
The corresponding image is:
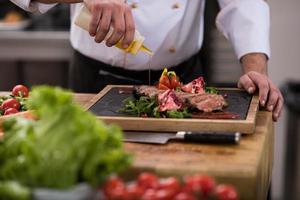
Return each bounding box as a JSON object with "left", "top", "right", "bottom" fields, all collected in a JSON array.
[
  {"left": 175, "top": 91, "right": 198, "bottom": 103},
  {"left": 134, "top": 85, "right": 227, "bottom": 112},
  {"left": 135, "top": 86, "right": 200, "bottom": 101},
  {"left": 158, "top": 89, "right": 184, "bottom": 112},
  {"left": 188, "top": 93, "right": 228, "bottom": 112},
  {"left": 134, "top": 86, "right": 161, "bottom": 98}
]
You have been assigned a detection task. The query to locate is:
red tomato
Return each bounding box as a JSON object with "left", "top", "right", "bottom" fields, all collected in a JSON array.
[
  {"left": 174, "top": 192, "right": 196, "bottom": 200},
  {"left": 159, "top": 75, "right": 171, "bottom": 89},
  {"left": 12, "top": 85, "right": 29, "bottom": 97},
  {"left": 215, "top": 184, "right": 239, "bottom": 200},
  {"left": 155, "top": 189, "right": 177, "bottom": 200},
  {"left": 106, "top": 188, "right": 126, "bottom": 200},
  {"left": 183, "top": 174, "right": 216, "bottom": 197},
  {"left": 4, "top": 108, "right": 19, "bottom": 115},
  {"left": 138, "top": 172, "right": 159, "bottom": 189},
  {"left": 141, "top": 189, "right": 157, "bottom": 200},
  {"left": 124, "top": 183, "right": 144, "bottom": 200},
  {"left": 1, "top": 98, "right": 20, "bottom": 111},
  {"left": 169, "top": 75, "right": 181, "bottom": 89},
  {"left": 158, "top": 177, "right": 180, "bottom": 192},
  {"left": 103, "top": 176, "right": 125, "bottom": 199},
  {"left": 158, "top": 83, "right": 170, "bottom": 90}
]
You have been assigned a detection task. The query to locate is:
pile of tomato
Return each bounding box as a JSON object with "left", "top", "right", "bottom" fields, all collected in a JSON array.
[
  {"left": 102, "top": 172, "right": 238, "bottom": 200},
  {"left": 157, "top": 68, "right": 206, "bottom": 95},
  {"left": 0, "top": 85, "right": 29, "bottom": 116},
  {"left": 158, "top": 69, "right": 181, "bottom": 90}
]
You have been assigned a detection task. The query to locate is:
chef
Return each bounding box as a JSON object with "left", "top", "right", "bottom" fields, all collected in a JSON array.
[{"left": 10, "top": 0, "right": 283, "bottom": 121}]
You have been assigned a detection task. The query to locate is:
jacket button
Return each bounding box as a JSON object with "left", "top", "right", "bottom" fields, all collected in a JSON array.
[
  {"left": 172, "top": 3, "right": 180, "bottom": 9},
  {"left": 131, "top": 2, "right": 138, "bottom": 9},
  {"left": 169, "top": 47, "right": 176, "bottom": 53}
]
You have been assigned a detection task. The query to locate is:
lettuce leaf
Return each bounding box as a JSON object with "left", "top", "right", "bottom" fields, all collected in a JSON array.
[{"left": 0, "top": 86, "right": 131, "bottom": 189}]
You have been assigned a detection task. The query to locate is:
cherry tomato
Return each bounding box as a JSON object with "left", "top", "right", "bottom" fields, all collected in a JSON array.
[
  {"left": 158, "top": 177, "right": 180, "bottom": 192},
  {"left": 183, "top": 174, "right": 216, "bottom": 197},
  {"left": 174, "top": 192, "right": 196, "bottom": 200},
  {"left": 159, "top": 75, "right": 171, "bottom": 89},
  {"left": 106, "top": 187, "right": 126, "bottom": 200},
  {"left": 169, "top": 75, "right": 181, "bottom": 89},
  {"left": 138, "top": 172, "right": 159, "bottom": 189},
  {"left": 4, "top": 108, "right": 19, "bottom": 115},
  {"left": 215, "top": 184, "right": 239, "bottom": 200},
  {"left": 195, "top": 175, "right": 216, "bottom": 195},
  {"left": 124, "top": 183, "right": 144, "bottom": 200},
  {"left": 103, "top": 176, "right": 125, "bottom": 199},
  {"left": 155, "top": 189, "right": 177, "bottom": 200},
  {"left": 158, "top": 83, "right": 170, "bottom": 90},
  {"left": 12, "top": 85, "right": 29, "bottom": 97},
  {"left": 141, "top": 189, "right": 156, "bottom": 200},
  {"left": 1, "top": 98, "right": 20, "bottom": 111}
]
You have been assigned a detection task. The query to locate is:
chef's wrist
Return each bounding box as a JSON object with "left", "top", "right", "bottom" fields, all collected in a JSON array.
[{"left": 240, "top": 53, "right": 268, "bottom": 75}]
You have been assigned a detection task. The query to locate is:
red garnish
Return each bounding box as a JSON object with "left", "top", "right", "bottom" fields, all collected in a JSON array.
[
  {"left": 158, "top": 89, "right": 183, "bottom": 112},
  {"left": 181, "top": 77, "right": 205, "bottom": 94},
  {"left": 157, "top": 68, "right": 181, "bottom": 90}
]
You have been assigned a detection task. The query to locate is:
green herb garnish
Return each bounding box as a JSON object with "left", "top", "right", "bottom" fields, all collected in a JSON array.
[
  {"left": 205, "top": 87, "right": 218, "bottom": 94},
  {"left": 118, "top": 96, "right": 192, "bottom": 118},
  {"left": 166, "top": 108, "right": 191, "bottom": 118},
  {"left": 118, "top": 96, "right": 159, "bottom": 117}
]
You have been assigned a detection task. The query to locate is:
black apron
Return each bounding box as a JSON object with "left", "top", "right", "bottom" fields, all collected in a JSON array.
[{"left": 69, "top": 50, "right": 204, "bottom": 93}]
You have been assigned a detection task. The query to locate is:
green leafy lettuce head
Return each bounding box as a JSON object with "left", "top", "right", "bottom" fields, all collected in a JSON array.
[{"left": 0, "top": 86, "right": 132, "bottom": 189}]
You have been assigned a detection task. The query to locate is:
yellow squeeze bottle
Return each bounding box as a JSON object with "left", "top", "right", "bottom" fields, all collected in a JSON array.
[{"left": 75, "top": 5, "right": 153, "bottom": 55}]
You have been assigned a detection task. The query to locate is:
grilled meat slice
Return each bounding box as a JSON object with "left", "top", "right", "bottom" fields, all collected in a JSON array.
[
  {"left": 134, "top": 85, "right": 227, "bottom": 112},
  {"left": 134, "top": 86, "right": 194, "bottom": 102},
  {"left": 175, "top": 91, "right": 198, "bottom": 103},
  {"left": 134, "top": 86, "right": 160, "bottom": 98},
  {"left": 158, "top": 89, "right": 184, "bottom": 112},
  {"left": 188, "top": 93, "right": 228, "bottom": 112}
]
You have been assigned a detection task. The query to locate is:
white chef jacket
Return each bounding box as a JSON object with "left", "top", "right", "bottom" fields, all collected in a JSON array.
[{"left": 10, "top": 0, "right": 270, "bottom": 71}]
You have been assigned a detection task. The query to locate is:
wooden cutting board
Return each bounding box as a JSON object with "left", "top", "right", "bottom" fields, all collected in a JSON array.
[{"left": 84, "top": 85, "right": 259, "bottom": 134}]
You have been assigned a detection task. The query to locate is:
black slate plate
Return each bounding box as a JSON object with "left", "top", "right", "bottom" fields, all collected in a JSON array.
[{"left": 88, "top": 87, "right": 252, "bottom": 120}]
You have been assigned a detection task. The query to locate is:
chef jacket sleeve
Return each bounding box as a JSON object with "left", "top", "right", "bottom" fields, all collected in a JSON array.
[
  {"left": 216, "top": 0, "right": 271, "bottom": 59},
  {"left": 10, "top": 0, "right": 56, "bottom": 13}
]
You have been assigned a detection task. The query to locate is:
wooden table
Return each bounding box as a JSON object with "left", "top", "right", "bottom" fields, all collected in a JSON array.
[
  {"left": 0, "top": 92, "right": 274, "bottom": 200},
  {"left": 74, "top": 93, "right": 274, "bottom": 200}
]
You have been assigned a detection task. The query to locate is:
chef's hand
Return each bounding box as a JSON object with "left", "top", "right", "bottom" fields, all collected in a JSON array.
[
  {"left": 83, "top": 0, "right": 135, "bottom": 48},
  {"left": 237, "top": 53, "right": 284, "bottom": 122}
]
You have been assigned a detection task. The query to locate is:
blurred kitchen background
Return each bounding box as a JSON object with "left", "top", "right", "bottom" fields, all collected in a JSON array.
[{"left": 0, "top": 0, "right": 299, "bottom": 199}]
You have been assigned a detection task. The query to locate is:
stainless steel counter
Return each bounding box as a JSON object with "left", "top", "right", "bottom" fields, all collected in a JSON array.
[{"left": 0, "top": 31, "right": 72, "bottom": 61}]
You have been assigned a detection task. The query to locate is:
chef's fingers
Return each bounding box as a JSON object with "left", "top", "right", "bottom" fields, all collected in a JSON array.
[
  {"left": 95, "top": 9, "right": 112, "bottom": 43},
  {"left": 273, "top": 93, "right": 284, "bottom": 121},
  {"left": 89, "top": 5, "right": 102, "bottom": 37},
  {"left": 122, "top": 5, "right": 135, "bottom": 48},
  {"left": 247, "top": 72, "right": 270, "bottom": 107},
  {"left": 266, "top": 81, "right": 280, "bottom": 112},
  {"left": 237, "top": 74, "right": 256, "bottom": 94},
  {"left": 106, "top": 8, "right": 126, "bottom": 47}
]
